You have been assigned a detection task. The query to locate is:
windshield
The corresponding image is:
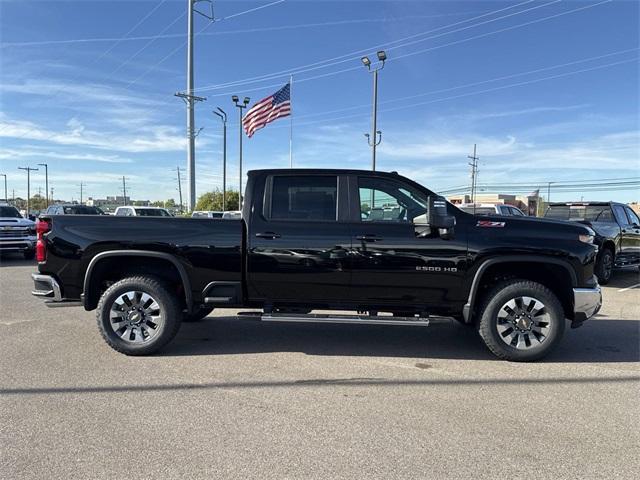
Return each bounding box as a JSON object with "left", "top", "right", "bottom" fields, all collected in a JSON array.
[
  {"left": 0, "top": 206, "right": 22, "bottom": 218},
  {"left": 63, "top": 206, "right": 103, "bottom": 215},
  {"left": 545, "top": 205, "right": 613, "bottom": 222},
  {"left": 135, "top": 208, "right": 171, "bottom": 217}
]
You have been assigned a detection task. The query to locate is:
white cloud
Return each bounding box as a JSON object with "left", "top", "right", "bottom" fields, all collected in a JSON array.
[{"left": 0, "top": 116, "right": 190, "bottom": 153}]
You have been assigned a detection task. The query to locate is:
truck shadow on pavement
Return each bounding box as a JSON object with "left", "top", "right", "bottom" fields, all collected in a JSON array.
[
  {"left": 0, "top": 256, "right": 36, "bottom": 268},
  {"left": 162, "top": 315, "right": 640, "bottom": 363}
]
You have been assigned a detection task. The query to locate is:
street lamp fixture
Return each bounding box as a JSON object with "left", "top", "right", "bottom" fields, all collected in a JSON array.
[
  {"left": 213, "top": 107, "right": 228, "bottom": 211},
  {"left": 361, "top": 50, "right": 387, "bottom": 171},
  {"left": 232, "top": 95, "right": 251, "bottom": 208},
  {"left": 37, "top": 163, "right": 49, "bottom": 207}
]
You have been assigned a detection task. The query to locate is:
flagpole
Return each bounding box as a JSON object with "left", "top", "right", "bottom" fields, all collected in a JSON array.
[{"left": 289, "top": 74, "right": 293, "bottom": 168}]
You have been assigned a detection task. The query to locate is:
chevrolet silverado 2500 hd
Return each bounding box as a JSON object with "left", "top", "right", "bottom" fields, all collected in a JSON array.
[{"left": 32, "top": 169, "right": 602, "bottom": 361}]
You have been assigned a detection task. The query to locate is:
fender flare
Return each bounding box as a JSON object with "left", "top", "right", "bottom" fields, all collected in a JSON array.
[
  {"left": 83, "top": 250, "right": 193, "bottom": 312},
  {"left": 462, "top": 255, "right": 577, "bottom": 323}
]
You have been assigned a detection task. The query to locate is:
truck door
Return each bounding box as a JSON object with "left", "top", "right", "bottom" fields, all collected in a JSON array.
[
  {"left": 622, "top": 206, "right": 640, "bottom": 265},
  {"left": 612, "top": 204, "right": 636, "bottom": 265},
  {"left": 247, "top": 174, "right": 352, "bottom": 304},
  {"left": 347, "top": 175, "right": 467, "bottom": 309}
]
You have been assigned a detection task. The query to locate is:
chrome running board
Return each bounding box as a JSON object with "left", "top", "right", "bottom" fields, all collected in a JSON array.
[{"left": 260, "top": 313, "right": 430, "bottom": 327}]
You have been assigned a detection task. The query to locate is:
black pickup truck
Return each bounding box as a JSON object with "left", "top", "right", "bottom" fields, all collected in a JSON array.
[
  {"left": 545, "top": 201, "right": 640, "bottom": 284},
  {"left": 32, "top": 169, "right": 602, "bottom": 361}
]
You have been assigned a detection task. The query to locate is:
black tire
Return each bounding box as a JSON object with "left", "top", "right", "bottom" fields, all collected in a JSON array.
[
  {"left": 477, "top": 280, "right": 565, "bottom": 362},
  {"left": 595, "top": 248, "right": 614, "bottom": 285},
  {"left": 96, "top": 275, "right": 182, "bottom": 355},
  {"left": 23, "top": 249, "right": 35, "bottom": 260},
  {"left": 183, "top": 305, "right": 214, "bottom": 322}
]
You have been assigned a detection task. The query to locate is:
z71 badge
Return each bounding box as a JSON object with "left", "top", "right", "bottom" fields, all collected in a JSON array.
[{"left": 477, "top": 220, "right": 506, "bottom": 228}]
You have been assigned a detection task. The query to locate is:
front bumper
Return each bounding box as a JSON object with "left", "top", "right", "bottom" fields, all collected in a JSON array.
[
  {"left": 572, "top": 286, "right": 602, "bottom": 326},
  {"left": 0, "top": 238, "right": 36, "bottom": 252}
]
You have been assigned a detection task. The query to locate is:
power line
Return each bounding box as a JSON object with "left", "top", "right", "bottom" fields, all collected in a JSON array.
[
  {"left": 1, "top": 11, "right": 492, "bottom": 48},
  {"left": 195, "top": 0, "right": 543, "bottom": 92},
  {"left": 198, "top": 0, "right": 612, "bottom": 95},
  {"left": 125, "top": 0, "right": 286, "bottom": 89}
]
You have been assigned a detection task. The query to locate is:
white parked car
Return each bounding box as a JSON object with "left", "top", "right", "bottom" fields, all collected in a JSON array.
[
  {"left": 0, "top": 204, "right": 36, "bottom": 259},
  {"left": 114, "top": 206, "right": 173, "bottom": 217},
  {"left": 191, "top": 211, "right": 224, "bottom": 219},
  {"left": 458, "top": 203, "right": 526, "bottom": 216},
  {"left": 222, "top": 210, "right": 242, "bottom": 219}
]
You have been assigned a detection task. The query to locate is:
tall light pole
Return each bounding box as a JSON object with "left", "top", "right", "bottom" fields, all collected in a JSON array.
[
  {"left": 232, "top": 95, "right": 250, "bottom": 209},
  {"left": 18, "top": 166, "right": 38, "bottom": 217},
  {"left": 361, "top": 50, "right": 386, "bottom": 171},
  {"left": 175, "top": 0, "right": 213, "bottom": 212},
  {"left": 37, "top": 163, "right": 48, "bottom": 207},
  {"left": 213, "top": 107, "right": 228, "bottom": 211},
  {"left": 0, "top": 173, "right": 7, "bottom": 203}
]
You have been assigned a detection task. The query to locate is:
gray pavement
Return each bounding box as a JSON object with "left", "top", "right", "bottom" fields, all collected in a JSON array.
[{"left": 1, "top": 256, "right": 639, "bottom": 479}]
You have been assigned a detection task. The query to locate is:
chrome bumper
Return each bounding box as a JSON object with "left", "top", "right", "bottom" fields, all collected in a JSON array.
[
  {"left": 31, "top": 273, "right": 62, "bottom": 301},
  {"left": 573, "top": 286, "right": 602, "bottom": 324}
]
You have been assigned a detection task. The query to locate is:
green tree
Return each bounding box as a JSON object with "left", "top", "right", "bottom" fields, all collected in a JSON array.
[
  {"left": 195, "top": 190, "right": 239, "bottom": 211},
  {"left": 29, "top": 194, "right": 47, "bottom": 211}
]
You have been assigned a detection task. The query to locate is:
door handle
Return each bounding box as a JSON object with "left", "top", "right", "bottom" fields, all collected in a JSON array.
[
  {"left": 255, "top": 232, "right": 281, "bottom": 239},
  {"left": 356, "top": 234, "right": 382, "bottom": 242}
]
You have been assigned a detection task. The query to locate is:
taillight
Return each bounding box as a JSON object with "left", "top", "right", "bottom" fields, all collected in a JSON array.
[{"left": 35, "top": 219, "right": 51, "bottom": 262}]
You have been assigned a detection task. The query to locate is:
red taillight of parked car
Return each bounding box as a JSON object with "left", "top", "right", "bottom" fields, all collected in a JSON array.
[{"left": 35, "top": 219, "right": 51, "bottom": 262}]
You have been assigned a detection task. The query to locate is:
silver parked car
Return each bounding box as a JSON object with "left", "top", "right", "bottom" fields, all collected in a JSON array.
[
  {"left": 458, "top": 203, "right": 526, "bottom": 216},
  {"left": 0, "top": 204, "right": 37, "bottom": 259}
]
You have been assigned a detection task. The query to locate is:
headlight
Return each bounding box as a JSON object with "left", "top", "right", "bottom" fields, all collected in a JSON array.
[{"left": 579, "top": 234, "right": 594, "bottom": 244}]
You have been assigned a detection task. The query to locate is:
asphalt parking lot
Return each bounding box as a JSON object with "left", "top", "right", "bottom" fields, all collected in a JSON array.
[{"left": 1, "top": 257, "right": 638, "bottom": 479}]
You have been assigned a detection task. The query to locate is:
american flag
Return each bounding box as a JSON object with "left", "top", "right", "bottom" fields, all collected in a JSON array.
[{"left": 242, "top": 82, "right": 291, "bottom": 138}]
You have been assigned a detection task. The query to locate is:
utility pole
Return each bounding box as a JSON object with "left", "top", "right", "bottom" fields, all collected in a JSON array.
[
  {"left": 232, "top": 96, "right": 250, "bottom": 208},
  {"left": 121, "top": 176, "right": 128, "bottom": 205},
  {"left": 175, "top": 0, "right": 213, "bottom": 213},
  {"left": 78, "top": 182, "right": 85, "bottom": 204},
  {"left": 468, "top": 144, "right": 479, "bottom": 210},
  {"left": 0, "top": 173, "right": 7, "bottom": 202},
  {"left": 37, "top": 163, "right": 48, "bottom": 207},
  {"left": 547, "top": 182, "right": 554, "bottom": 205},
  {"left": 361, "top": 51, "right": 387, "bottom": 171},
  {"left": 50, "top": 187, "right": 54, "bottom": 204},
  {"left": 18, "top": 166, "right": 38, "bottom": 217},
  {"left": 213, "top": 107, "right": 227, "bottom": 211}
]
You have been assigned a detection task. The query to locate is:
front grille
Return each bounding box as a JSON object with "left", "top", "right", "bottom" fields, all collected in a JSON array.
[{"left": 0, "top": 228, "right": 30, "bottom": 238}]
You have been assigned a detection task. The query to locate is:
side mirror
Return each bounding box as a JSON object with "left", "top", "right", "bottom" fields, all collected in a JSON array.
[
  {"left": 415, "top": 195, "right": 456, "bottom": 239},
  {"left": 426, "top": 195, "right": 455, "bottom": 229}
]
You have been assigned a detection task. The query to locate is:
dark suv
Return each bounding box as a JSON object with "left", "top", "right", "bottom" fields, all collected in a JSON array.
[{"left": 545, "top": 202, "right": 640, "bottom": 283}]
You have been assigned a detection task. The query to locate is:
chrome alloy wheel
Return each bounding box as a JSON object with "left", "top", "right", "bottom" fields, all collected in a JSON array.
[
  {"left": 109, "top": 291, "right": 163, "bottom": 344},
  {"left": 496, "top": 296, "right": 551, "bottom": 350}
]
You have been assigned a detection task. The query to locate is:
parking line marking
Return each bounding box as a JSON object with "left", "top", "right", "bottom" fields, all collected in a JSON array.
[{"left": 618, "top": 283, "right": 640, "bottom": 292}]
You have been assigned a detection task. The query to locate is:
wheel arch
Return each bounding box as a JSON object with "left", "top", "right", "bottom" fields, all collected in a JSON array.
[
  {"left": 462, "top": 256, "right": 577, "bottom": 324},
  {"left": 83, "top": 250, "right": 192, "bottom": 313}
]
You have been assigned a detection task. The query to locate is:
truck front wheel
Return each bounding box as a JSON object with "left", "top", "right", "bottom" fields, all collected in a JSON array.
[
  {"left": 96, "top": 275, "right": 182, "bottom": 355},
  {"left": 477, "top": 280, "right": 565, "bottom": 362},
  {"left": 595, "top": 248, "right": 613, "bottom": 285}
]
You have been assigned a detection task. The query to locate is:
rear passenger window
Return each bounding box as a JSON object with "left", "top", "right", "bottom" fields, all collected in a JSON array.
[{"left": 270, "top": 176, "right": 337, "bottom": 221}]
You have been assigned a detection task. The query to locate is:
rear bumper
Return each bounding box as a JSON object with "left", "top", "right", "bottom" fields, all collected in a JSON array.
[
  {"left": 32, "top": 273, "right": 62, "bottom": 301},
  {"left": 572, "top": 286, "right": 602, "bottom": 326}
]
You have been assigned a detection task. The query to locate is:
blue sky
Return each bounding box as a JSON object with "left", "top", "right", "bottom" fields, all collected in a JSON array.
[{"left": 0, "top": 0, "right": 638, "bottom": 203}]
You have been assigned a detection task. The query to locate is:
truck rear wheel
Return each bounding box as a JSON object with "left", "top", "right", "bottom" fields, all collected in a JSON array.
[
  {"left": 96, "top": 275, "right": 182, "bottom": 355},
  {"left": 477, "top": 280, "right": 565, "bottom": 362}
]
